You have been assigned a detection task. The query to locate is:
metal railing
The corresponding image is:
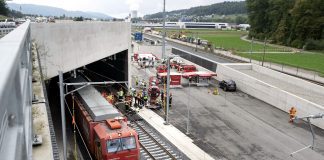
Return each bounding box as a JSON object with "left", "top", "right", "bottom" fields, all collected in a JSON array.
[{"left": 0, "top": 21, "right": 33, "bottom": 160}]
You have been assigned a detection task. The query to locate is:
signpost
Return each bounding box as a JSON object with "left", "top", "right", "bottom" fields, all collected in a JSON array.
[{"left": 134, "top": 32, "right": 143, "bottom": 42}]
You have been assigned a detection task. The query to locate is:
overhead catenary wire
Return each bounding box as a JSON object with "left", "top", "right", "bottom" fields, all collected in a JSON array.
[
  {"left": 83, "top": 68, "right": 129, "bottom": 91},
  {"left": 63, "top": 98, "right": 93, "bottom": 160}
]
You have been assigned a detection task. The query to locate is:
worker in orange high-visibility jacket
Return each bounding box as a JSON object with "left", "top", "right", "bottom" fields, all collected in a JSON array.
[{"left": 289, "top": 107, "right": 297, "bottom": 123}]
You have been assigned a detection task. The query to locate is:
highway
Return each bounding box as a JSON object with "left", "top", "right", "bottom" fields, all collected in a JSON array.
[
  {"left": 132, "top": 41, "right": 324, "bottom": 160},
  {"left": 143, "top": 34, "right": 236, "bottom": 63}
]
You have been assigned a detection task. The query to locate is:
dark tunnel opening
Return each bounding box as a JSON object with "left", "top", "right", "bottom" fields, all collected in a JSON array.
[{"left": 45, "top": 49, "right": 128, "bottom": 160}]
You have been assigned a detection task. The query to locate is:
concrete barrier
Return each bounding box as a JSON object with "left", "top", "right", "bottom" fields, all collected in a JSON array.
[
  {"left": 225, "top": 63, "right": 252, "bottom": 70},
  {"left": 251, "top": 64, "right": 324, "bottom": 95},
  {"left": 216, "top": 64, "right": 324, "bottom": 129}
]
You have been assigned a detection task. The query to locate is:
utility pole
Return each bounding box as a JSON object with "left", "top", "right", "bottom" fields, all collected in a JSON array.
[
  {"left": 195, "top": 32, "right": 198, "bottom": 52},
  {"left": 162, "top": 0, "right": 166, "bottom": 59},
  {"left": 261, "top": 37, "right": 267, "bottom": 66},
  {"left": 250, "top": 37, "right": 254, "bottom": 63},
  {"left": 164, "top": 56, "right": 171, "bottom": 125},
  {"left": 59, "top": 71, "right": 67, "bottom": 160},
  {"left": 164, "top": 55, "right": 178, "bottom": 125}
]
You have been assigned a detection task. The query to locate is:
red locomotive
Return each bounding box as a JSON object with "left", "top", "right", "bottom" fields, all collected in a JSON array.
[{"left": 71, "top": 77, "right": 140, "bottom": 160}]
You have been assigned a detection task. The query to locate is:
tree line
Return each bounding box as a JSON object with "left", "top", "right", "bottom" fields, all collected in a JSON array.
[
  {"left": 247, "top": 0, "right": 324, "bottom": 50},
  {"left": 145, "top": 1, "right": 246, "bottom": 19},
  {"left": 0, "top": 0, "right": 8, "bottom": 16}
]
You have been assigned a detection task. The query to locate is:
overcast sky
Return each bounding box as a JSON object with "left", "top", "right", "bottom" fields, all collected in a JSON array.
[{"left": 9, "top": 0, "right": 241, "bottom": 18}]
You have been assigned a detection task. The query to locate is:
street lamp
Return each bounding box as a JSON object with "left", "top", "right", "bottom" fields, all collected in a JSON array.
[
  {"left": 249, "top": 37, "right": 254, "bottom": 63},
  {"left": 186, "top": 78, "right": 192, "bottom": 134},
  {"left": 164, "top": 55, "right": 179, "bottom": 125},
  {"left": 290, "top": 113, "right": 324, "bottom": 156}
]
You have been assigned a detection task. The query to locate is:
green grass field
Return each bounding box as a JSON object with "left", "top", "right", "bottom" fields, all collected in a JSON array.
[
  {"left": 199, "top": 31, "right": 277, "bottom": 52},
  {"left": 159, "top": 29, "right": 279, "bottom": 52},
  {"left": 238, "top": 52, "right": 324, "bottom": 75}
]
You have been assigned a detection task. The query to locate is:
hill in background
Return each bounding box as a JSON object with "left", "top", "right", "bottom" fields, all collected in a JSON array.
[
  {"left": 144, "top": 1, "right": 246, "bottom": 22},
  {"left": 7, "top": 3, "right": 113, "bottom": 19}
]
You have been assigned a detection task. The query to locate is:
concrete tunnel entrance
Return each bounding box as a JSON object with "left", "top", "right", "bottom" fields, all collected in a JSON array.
[{"left": 45, "top": 50, "right": 129, "bottom": 159}]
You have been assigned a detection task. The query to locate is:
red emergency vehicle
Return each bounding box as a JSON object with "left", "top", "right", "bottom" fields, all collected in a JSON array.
[
  {"left": 156, "top": 65, "right": 167, "bottom": 73},
  {"left": 182, "top": 71, "right": 217, "bottom": 86},
  {"left": 177, "top": 64, "right": 197, "bottom": 73},
  {"left": 157, "top": 72, "right": 182, "bottom": 86}
]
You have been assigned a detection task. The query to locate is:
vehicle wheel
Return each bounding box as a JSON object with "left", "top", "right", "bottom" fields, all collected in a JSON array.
[{"left": 224, "top": 87, "right": 227, "bottom": 91}]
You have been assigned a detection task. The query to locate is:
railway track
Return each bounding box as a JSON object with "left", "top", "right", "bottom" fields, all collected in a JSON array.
[{"left": 129, "top": 120, "right": 182, "bottom": 160}]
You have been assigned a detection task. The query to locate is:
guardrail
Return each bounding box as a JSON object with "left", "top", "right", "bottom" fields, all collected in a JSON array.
[{"left": 0, "top": 21, "right": 32, "bottom": 160}]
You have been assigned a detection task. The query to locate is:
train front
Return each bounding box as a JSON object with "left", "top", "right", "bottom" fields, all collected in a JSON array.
[{"left": 94, "top": 118, "right": 140, "bottom": 160}]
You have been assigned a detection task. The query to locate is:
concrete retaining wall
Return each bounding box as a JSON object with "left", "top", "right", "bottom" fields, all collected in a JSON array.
[
  {"left": 216, "top": 64, "right": 324, "bottom": 129},
  {"left": 225, "top": 63, "right": 252, "bottom": 70},
  {"left": 31, "top": 22, "right": 131, "bottom": 79},
  {"left": 251, "top": 64, "right": 324, "bottom": 95}
]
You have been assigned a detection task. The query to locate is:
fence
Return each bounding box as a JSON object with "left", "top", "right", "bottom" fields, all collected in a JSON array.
[
  {"left": 0, "top": 21, "right": 33, "bottom": 159},
  {"left": 0, "top": 28, "right": 14, "bottom": 38}
]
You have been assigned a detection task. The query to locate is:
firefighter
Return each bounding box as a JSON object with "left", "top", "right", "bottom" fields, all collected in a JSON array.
[
  {"left": 106, "top": 92, "right": 114, "bottom": 104},
  {"left": 143, "top": 94, "right": 148, "bottom": 107},
  {"left": 135, "top": 77, "right": 139, "bottom": 86},
  {"left": 139, "top": 91, "right": 143, "bottom": 109},
  {"left": 118, "top": 88, "right": 124, "bottom": 102},
  {"left": 136, "top": 91, "right": 142, "bottom": 108},
  {"left": 125, "top": 100, "right": 130, "bottom": 113},
  {"left": 160, "top": 90, "right": 164, "bottom": 103},
  {"left": 289, "top": 107, "right": 297, "bottom": 123},
  {"left": 134, "top": 91, "right": 138, "bottom": 107},
  {"left": 169, "top": 93, "right": 172, "bottom": 108},
  {"left": 152, "top": 57, "right": 155, "bottom": 67},
  {"left": 143, "top": 79, "right": 147, "bottom": 88},
  {"left": 131, "top": 88, "right": 136, "bottom": 105}
]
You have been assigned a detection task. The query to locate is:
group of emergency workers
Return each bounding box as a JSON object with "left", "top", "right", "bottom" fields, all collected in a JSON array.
[
  {"left": 132, "top": 76, "right": 172, "bottom": 110},
  {"left": 138, "top": 57, "right": 155, "bottom": 68}
]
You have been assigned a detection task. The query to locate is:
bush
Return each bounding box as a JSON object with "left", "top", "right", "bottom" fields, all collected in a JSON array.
[
  {"left": 304, "top": 39, "right": 324, "bottom": 50},
  {"left": 290, "top": 39, "right": 304, "bottom": 49}
]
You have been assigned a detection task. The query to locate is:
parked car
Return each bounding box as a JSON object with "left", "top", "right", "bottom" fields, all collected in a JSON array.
[{"left": 219, "top": 80, "right": 236, "bottom": 91}]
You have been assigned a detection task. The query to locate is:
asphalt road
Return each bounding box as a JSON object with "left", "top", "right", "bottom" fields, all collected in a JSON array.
[
  {"left": 131, "top": 42, "right": 324, "bottom": 160},
  {"left": 143, "top": 34, "right": 235, "bottom": 63}
]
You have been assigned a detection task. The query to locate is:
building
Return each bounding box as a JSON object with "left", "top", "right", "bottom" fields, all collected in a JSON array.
[
  {"left": 131, "top": 10, "right": 138, "bottom": 18},
  {"left": 238, "top": 24, "right": 250, "bottom": 30},
  {"left": 179, "top": 22, "right": 229, "bottom": 29},
  {"left": 132, "top": 21, "right": 230, "bottom": 29}
]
